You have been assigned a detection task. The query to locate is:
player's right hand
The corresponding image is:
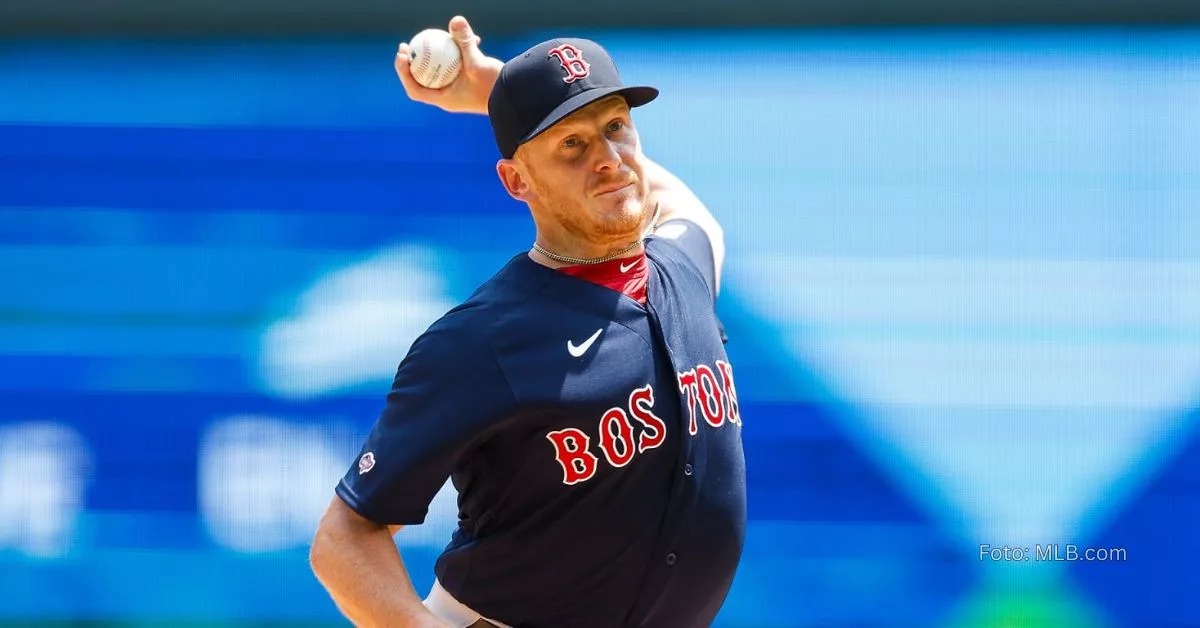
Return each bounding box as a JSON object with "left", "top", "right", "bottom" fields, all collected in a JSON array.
[{"left": 394, "top": 15, "right": 504, "bottom": 116}]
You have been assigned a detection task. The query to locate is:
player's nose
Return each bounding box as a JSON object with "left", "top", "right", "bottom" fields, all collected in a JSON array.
[{"left": 593, "top": 138, "right": 623, "bottom": 171}]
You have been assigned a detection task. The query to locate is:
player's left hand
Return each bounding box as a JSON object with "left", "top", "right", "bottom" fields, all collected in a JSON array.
[{"left": 394, "top": 15, "right": 504, "bottom": 115}]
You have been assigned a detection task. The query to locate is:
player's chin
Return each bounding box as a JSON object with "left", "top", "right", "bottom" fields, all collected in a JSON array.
[
  {"left": 594, "top": 186, "right": 644, "bottom": 217},
  {"left": 589, "top": 197, "right": 645, "bottom": 236}
]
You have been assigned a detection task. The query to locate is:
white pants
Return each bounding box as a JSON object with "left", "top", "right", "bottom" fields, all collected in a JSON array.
[{"left": 423, "top": 579, "right": 514, "bottom": 628}]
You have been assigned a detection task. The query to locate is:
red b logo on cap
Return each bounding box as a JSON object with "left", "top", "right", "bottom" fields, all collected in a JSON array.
[{"left": 548, "top": 44, "right": 590, "bottom": 83}]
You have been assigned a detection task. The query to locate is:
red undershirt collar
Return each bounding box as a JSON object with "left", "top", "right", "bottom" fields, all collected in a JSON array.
[{"left": 553, "top": 252, "right": 648, "bottom": 305}]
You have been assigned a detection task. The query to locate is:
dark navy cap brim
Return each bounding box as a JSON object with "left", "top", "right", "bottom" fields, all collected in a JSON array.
[{"left": 512, "top": 85, "right": 659, "bottom": 157}]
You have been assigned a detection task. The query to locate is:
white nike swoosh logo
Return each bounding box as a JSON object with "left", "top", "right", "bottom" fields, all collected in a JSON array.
[
  {"left": 619, "top": 260, "right": 638, "bottom": 273},
  {"left": 567, "top": 328, "right": 603, "bottom": 358}
]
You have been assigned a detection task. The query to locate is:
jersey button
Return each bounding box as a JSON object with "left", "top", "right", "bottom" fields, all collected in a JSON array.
[
  {"left": 684, "top": 463, "right": 693, "bottom": 476},
  {"left": 666, "top": 552, "right": 677, "bottom": 566}
]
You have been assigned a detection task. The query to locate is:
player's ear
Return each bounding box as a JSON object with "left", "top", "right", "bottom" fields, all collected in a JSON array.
[{"left": 496, "top": 159, "right": 536, "bottom": 203}]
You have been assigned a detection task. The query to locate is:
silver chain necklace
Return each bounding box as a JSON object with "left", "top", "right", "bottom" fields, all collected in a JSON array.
[{"left": 532, "top": 202, "right": 662, "bottom": 266}]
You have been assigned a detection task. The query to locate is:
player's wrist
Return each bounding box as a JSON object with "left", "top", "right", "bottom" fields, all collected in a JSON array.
[{"left": 469, "top": 58, "right": 504, "bottom": 115}]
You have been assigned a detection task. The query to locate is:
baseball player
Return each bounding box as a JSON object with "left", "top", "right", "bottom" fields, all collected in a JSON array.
[{"left": 310, "top": 16, "right": 746, "bottom": 628}]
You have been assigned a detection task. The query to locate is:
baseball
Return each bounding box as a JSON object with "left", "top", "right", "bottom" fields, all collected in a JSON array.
[{"left": 408, "top": 28, "right": 462, "bottom": 90}]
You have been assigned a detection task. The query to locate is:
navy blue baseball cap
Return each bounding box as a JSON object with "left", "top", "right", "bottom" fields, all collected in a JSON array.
[{"left": 487, "top": 38, "right": 659, "bottom": 159}]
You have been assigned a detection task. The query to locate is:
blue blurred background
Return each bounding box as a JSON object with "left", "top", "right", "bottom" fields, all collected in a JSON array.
[{"left": 2, "top": 17, "right": 1200, "bottom": 628}]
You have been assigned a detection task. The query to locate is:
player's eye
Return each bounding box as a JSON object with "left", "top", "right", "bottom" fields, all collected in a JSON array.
[
  {"left": 562, "top": 136, "right": 581, "bottom": 149},
  {"left": 606, "top": 120, "right": 625, "bottom": 133}
]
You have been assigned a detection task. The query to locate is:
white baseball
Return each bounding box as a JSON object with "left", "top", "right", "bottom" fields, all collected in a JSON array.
[{"left": 407, "top": 28, "right": 462, "bottom": 90}]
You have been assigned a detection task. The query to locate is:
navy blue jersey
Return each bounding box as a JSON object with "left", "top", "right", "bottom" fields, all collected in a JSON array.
[{"left": 336, "top": 219, "right": 746, "bottom": 628}]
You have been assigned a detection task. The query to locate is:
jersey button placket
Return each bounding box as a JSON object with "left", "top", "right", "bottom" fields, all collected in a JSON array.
[
  {"left": 666, "top": 552, "right": 677, "bottom": 566},
  {"left": 683, "top": 463, "right": 693, "bottom": 476}
]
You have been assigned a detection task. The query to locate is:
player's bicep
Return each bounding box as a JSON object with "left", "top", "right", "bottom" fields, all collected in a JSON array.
[
  {"left": 335, "top": 395, "right": 457, "bottom": 527},
  {"left": 336, "top": 325, "right": 512, "bottom": 526}
]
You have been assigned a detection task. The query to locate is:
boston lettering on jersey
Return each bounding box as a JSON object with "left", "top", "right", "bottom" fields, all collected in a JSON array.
[
  {"left": 547, "top": 361, "right": 741, "bottom": 485},
  {"left": 335, "top": 220, "right": 746, "bottom": 628}
]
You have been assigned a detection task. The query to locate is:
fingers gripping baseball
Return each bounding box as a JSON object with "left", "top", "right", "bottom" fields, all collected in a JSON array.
[
  {"left": 394, "top": 15, "right": 503, "bottom": 115},
  {"left": 448, "top": 16, "right": 484, "bottom": 67}
]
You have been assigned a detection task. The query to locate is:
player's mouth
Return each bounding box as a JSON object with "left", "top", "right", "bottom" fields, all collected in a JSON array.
[{"left": 593, "top": 181, "right": 635, "bottom": 197}]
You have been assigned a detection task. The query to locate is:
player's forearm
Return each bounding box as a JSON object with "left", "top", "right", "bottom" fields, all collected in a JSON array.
[{"left": 310, "top": 501, "right": 446, "bottom": 628}]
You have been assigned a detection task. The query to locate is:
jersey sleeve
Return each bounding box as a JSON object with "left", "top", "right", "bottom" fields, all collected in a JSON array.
[
  {"left": 650, "top": 218, "right": 718, "bottom": 303},
  {"left": 335, "top": 313, "right": 514, "bottom": 526}
]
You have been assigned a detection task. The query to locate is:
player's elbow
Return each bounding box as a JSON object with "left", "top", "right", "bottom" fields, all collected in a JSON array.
[
  {"left": 310, "top": 495, "right": 393, "bottom": 578},
  {"left": 308, "top": 503, "right": 374, "bottom": 626},
  {"left": 309, "top": 508, "right": 337, "bottom": 583},
  {"left": 309, "top": 496, "right": 357, "bottom": 582}
]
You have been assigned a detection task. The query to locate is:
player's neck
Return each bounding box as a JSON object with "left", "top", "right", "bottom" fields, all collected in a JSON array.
[
  {"left": 528, "top": 235, "right": 644, "bottom": 269},
  {"left": 527, "top": 202, "right": 662, "bottom": 268}
]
